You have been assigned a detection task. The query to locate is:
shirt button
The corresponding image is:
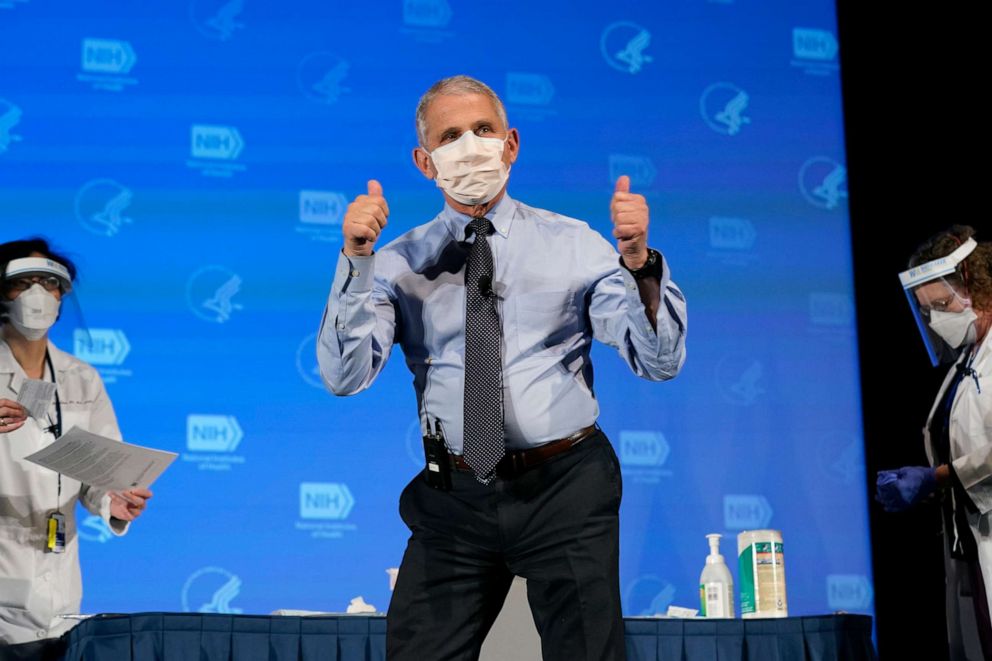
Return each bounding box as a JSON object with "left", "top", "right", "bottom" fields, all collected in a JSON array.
[
  {"left": 627, "top": 283, "right": 637, "bottom": 291},
  {"left": 426, "top": 357, "right": 433, "bottom": 365},
  {"left": 350, "top": 269, "right": 360, "bottom": 277},
  {"left": 337, "top": 323, "right": 346, "bottom": 330},
  {"left": 37, "top": 630, "right": 46, "bottom": 638}
]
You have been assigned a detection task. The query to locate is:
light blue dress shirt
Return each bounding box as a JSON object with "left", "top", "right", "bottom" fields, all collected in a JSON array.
[{"left": 317, "top": 194, "right": 687, "bottom": 453}]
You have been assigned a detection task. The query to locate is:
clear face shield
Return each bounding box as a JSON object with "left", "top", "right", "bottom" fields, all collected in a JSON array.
[
  {"left": 898, "top": 238, "right": 979, "bottom": 366},
  {"left": 1, "top": 257, "right": 84, "bottom": 343}
]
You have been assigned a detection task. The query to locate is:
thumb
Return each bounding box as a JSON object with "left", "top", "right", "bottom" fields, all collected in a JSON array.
[
  {"left": 614, "top": 175, "right": 630, "bottom": 194},
  {"left": 367, "top": 179, "right": 383, "bottom": 197}
]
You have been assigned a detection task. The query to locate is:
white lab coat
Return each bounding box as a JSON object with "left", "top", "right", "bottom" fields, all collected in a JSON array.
[
  {"left": 924, "top": 330, "right": 992, "bottom": 656},
  {"left": 0, "top": 339, "right": 127, "bottom": 645}
]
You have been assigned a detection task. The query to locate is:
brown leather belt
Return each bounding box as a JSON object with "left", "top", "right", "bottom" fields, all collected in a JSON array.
[{"left": 450, "top": 424, "right": 599, "bottom": 477}]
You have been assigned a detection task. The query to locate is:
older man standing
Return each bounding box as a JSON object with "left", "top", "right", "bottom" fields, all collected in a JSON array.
[{"left": 317, "top": 75, "right": 686, "bottom": 661}]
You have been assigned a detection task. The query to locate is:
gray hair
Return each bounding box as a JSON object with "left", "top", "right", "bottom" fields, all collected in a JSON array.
[{"left": 415, "top": 75, "right": 509, "bottom": 147}]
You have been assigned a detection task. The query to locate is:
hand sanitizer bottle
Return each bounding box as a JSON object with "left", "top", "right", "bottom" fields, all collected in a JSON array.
[{"left": 699, "top": 533, "right": 734, "bottom": 618}]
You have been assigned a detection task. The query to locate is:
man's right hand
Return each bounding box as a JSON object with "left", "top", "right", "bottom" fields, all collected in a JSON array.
[
  {"left": 0, "top": 399, "right": 27, "bottom": 434},
  {"left": 343, "top": 179, "right": 389, "bottom": 257}
]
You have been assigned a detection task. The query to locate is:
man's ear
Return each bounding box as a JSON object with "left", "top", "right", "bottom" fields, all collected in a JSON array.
[
  {"left": 504, "top": 128, "right": 520, "bottom": 166},
  {"left": 412, "top": 146, "right": 436, "bottom": 180}
]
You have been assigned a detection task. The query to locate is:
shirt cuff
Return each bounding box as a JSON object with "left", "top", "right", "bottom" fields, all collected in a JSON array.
[
  {"left": 100, "top": 494, "right": 130, "bottom": 537},
  {"left": 334, "top": 250, "right": 376, "bottom": 294}
]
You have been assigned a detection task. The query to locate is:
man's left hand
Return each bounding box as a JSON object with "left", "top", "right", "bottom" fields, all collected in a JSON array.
[
  {"left": 610, "top": 175, "right": 650, "bottom": 269},
  {"left": 109, "top": 488, "right": 153, "bottom": 522}
]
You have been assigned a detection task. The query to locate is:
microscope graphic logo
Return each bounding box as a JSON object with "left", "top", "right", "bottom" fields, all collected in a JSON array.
[
  {"left": 716, "top": 354, "right": 766, "bottom": 406},
  {"left": 191, "top": 0, "right": 245, "bottom": 41},
  {"left": 0, "top": 99, "right": 24, "bottom": 153},
  {"left": 799, "top": 157, "right": 848, "bottom": 210},
  {"left": 624, "top": 575, "right": 677, "bottom": 616},
  {"left": 295, "top": 332, "right": 324, "bottom": 389},
  {"left": 186, "top": 266, "right": 244, "bottom": 324},
  {"left": 297, "top": 53, "right": 351, "bottom": 105},
  {"left": 700, "top": 83, "right": 752, "bottom": 136},
  {"left": 75, "top": 179, "right": 134, "bottom": 237},
  {"left": 601, "top": 21, "right": 654, "bottom": 74},
  {"left": 77, "top": 515, "right": 114, "bottom": 543},
  {"left": 182, "top": 567, "right": 244, "bottom": 614}
]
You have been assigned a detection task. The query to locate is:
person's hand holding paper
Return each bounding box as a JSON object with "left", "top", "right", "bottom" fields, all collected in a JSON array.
[{"left": 109, "top": 488, "right": 153, "bottom": 522}]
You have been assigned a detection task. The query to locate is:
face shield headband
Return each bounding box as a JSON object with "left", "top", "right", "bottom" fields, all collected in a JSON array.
[{"left": 3, "top": 257, "right": 74, "bottom": 294}]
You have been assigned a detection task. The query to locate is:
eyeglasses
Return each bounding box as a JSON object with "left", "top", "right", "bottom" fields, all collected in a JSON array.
[
  {"left": 3, "top": 276, "right": 63, "bottom": 294},
  {"left": 919, "top": 295, "right": 964, "bottom": 315}
]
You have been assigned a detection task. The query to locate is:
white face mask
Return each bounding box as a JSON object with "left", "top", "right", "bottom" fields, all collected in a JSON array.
[
  {"left": 929, "top": 308, "right": 978, "bottom": 348},
  {"left": 429, "top": 131, "right": 510, "bottom": 206},
  {"left": 6, "top": 284, "right": 60, "bottom": 341}
]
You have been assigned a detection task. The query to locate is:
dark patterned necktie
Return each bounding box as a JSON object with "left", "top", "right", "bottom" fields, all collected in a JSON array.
[{"left": 462, "top": 217, "right": 504, "bottom": 483}]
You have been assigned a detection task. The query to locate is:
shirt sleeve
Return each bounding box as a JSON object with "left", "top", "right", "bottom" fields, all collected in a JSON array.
[
  {"left": 316, "top": 250, "right": 398, "bottom": 396},
  {"left": 77, "top": 371, "right": 130, "bottom": 536},
  {"left": 586, "top": 234, "right": 686, "bottom": 381}
]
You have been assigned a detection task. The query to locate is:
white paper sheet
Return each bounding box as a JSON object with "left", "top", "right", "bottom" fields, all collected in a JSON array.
[
  {"left": 16, "top": 378, "right": 57, "bottom": 419},
  {"left": 23, "top": 425, "right": 177, "bottom": 491}
]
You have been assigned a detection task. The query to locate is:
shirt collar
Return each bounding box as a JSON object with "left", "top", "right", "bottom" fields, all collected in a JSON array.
[{"left": 439, "top": 193, "right": 516, "bottom": 240}]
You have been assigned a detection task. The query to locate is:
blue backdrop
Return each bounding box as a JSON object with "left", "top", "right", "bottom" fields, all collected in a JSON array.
[{"left": 0, "top": 0, "right": 870, "bottom": 620}]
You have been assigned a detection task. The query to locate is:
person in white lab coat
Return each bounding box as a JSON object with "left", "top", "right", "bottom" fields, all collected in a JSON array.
[
  {"left": 0, "top": 239, "right": 152, "bottom": 660},
  {"left": 877, "top": 225, "right": 992, "bottom": 660}
]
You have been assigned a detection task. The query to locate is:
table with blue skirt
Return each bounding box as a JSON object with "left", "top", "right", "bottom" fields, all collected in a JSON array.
[{"left": 58, "top": 612, "right": 876, "bottom": 660}]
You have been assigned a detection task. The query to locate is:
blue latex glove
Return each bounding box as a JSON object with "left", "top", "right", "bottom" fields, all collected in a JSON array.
[{"left": 875, "top": 467, "right": 937, "bottom": 512}]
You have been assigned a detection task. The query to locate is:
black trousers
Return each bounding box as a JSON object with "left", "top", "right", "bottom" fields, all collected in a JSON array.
[
  {"left": 0, "top": 638, "right": 65, "bottom": 661},
  {"left": 387, "top": 431, "right": 625, "bottom": 661}
]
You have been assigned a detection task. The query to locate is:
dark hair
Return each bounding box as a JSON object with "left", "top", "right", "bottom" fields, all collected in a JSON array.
[
  {"left": 909, "top": 225, "right": 992, "bottom": 311},
  {"left": 0, "top": 237, "right": 77, "bottom": 325}
]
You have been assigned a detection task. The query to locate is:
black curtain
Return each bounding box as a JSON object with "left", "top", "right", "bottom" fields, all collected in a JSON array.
[{"left": 839, "top": 1, "right": 985, "bottom": 658}]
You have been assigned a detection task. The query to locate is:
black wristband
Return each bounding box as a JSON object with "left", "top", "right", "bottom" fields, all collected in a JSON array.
[{"left": 620, "top": 248, "right": 663, "bottom": 281}]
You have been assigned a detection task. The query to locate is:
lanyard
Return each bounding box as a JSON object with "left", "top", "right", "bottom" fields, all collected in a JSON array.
[
  {"left": 44, "top": 349, "right": 63, "bottom": 513},
  {"left": 44, "top": 349, "right": 62, "bottom": 437}
]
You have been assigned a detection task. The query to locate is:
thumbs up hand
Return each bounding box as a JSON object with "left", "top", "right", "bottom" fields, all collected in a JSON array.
[
  {"left": 343, "top": 179, "right": 390, "bottom": 257},
  {"left": 610, "top": 175, "right": 650, "bottom": 269}
]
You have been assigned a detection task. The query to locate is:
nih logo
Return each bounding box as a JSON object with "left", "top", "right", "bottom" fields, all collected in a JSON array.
[
  {"left": 723, "top": 494, "right": 774, "bottom": 530},
  {"left": 187, "top": 415, "right": 243, "bottom": 452},
  {"left": 709, "top": 217, "right": 756, "bottom": 251},
  {"left": 619, "top": 431, "right": 669, "bottom": 467},
  {"left": 299, "top": 190, "right": 347, "bottom": 225},
  {"left": 609, "top": 154, "right": 656, "bottom": 188},
  {"left": 809, "top": 293, "right": 853, "bottom": 327},
  {"left": 73, "top": 328, "right": 130, "bottom": 366},
  {"left": 793, "top": 28, "right": 838, "bottom": 61},
  {"left": 191, "top": 125, "right": 244, "bottom": 160},
  {"left": 403, "top": 0, "right": 451, "bottom": 28},
  {"left": 300, "top": 483, "right": 354, "bottom": 520},
  {"left": 81, "top": 39, "right": 136, "bottom": 75},
  {"left": 826, "top": 574, "right": 873, "bottom": 611},
  {"left": 506, "top": 73, "right": 555, "bottom": 106}
]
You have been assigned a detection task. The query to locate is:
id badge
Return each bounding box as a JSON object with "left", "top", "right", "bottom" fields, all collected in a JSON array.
[{"left": 46, "top": 512, "right": 66, "bottom": 554}]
